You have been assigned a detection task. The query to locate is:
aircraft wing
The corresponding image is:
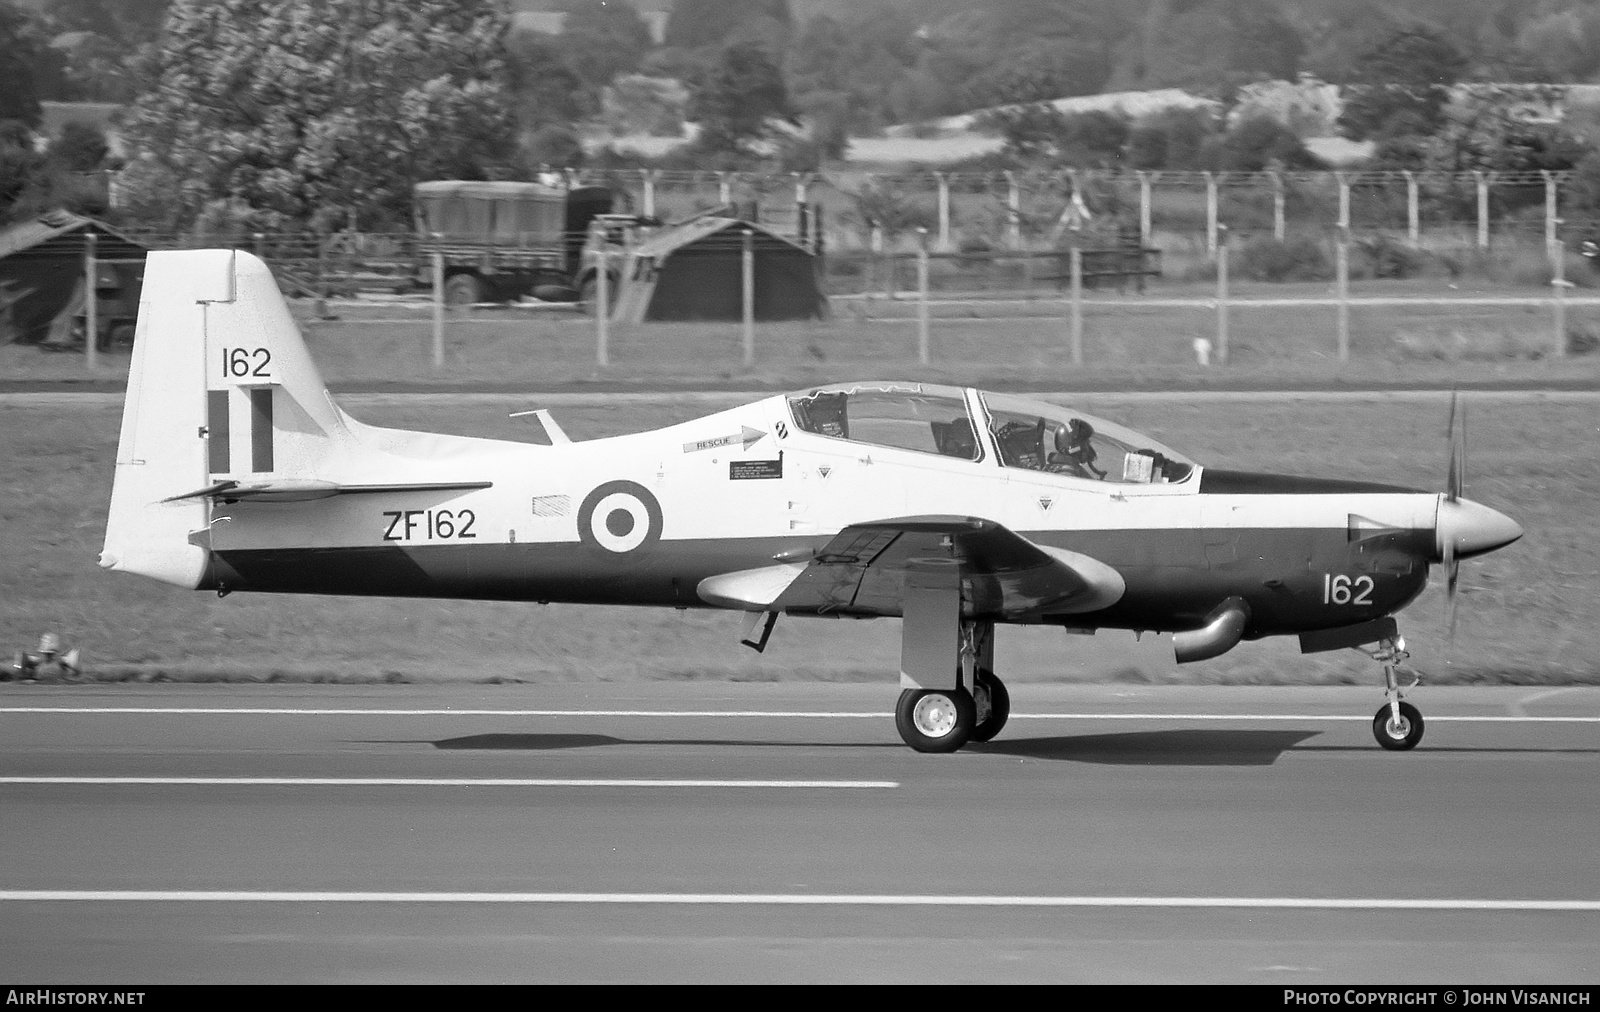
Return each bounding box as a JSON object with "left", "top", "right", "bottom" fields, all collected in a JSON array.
[
  {"left": 162, "top": 478, "right": 493, "bottom": 504},
  {"left": 697, "top": 516, "right": 1124, "bottom": 619}
]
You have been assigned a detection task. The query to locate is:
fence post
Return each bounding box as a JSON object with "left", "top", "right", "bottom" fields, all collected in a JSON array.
[
  {"left": 1204, "top": 171, "right": 1218, "bottom": 257},
  {"left": 314, "top": 233, "right": 329, "bottom": 320},
  {"left": 1336, "top": 227, "right": 1350, "bottom": 363},
  {"left": 1137, "top": 170, "right": 1153, "bottom": 247},
  {"left": 936, "top": 172, "right": 951, "bottom": 250},
  {"left": 1553, "top": 240, "right": 1567, "bottom": 359},
  {"left": 430, "top": 233, "right": 444, "bottom": 371},
  {"left": 83, "top": 231, "right": 97, "bottom": 372},
  {"left": 1215, "top": 228, "right": 1229, "bottom": 365},
  {"left": 916, "top": 228, "right": 930, "bottom": 366},
  {"left": 718, "top": 171, "right": 732, "bottom": 207},
  {"left": 1543, "top": 169, "right": 1558, "bottom": 262},
  {"left": 793, "top": 172, "right": 809, "bottom": 246},
  {"left": 1475, "top": 171, "right": 1490, "bottom": 249},
  {"left": 741, "top": 228, "right": 755, "bottom": 368},
  {"left": 594, "top": 220, "right": 610, "bottom": 368},
  {"left": 1404, "top": 170, "right": 1419, "bottom": 244},
  {"left": 1005, "top": 170, "right": 1021, "bottom": 249},
  {"left": 1335, "top": 172, "right": 1350, "bottom": 232},
  {"left": 1069, "top": 246, "right": 1083, "bottom": 367},
  {"left": 1271, "top": 172, "right": 1285, "bottom": 241},
  {"left": 641, "top": 168, "right": 656, "bottom": 220}
]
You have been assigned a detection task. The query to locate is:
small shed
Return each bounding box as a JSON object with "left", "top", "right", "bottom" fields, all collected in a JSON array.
[
  {"left": 0, "top": 211, "right": 149, "bottom": 347},
  {"left": 614, "top": 216, "right": 827, "bottom": 323}
]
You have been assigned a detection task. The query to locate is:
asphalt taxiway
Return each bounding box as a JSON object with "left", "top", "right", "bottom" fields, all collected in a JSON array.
[{"left": 1, "top": 683, "right": 1596, "bottom": 983}]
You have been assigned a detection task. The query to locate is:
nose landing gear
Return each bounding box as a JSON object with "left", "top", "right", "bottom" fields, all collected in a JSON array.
[{"left": 1359, "top": 635, "right": 1425, "bottom": 750}]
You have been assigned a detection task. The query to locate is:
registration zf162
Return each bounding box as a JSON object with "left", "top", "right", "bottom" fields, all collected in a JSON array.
[{"left": 382, "top": 509, "right": 477, "bottom": 542}]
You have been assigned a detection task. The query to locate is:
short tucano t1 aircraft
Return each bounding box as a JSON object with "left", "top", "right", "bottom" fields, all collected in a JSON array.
[{"left": 102, "top": 250, "right": 1524, "bottom": 753}]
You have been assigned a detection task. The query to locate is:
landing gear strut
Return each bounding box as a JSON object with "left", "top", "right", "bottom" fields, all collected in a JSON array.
[
  {"left": 1360, "top": 634, "right": 1424, "bottom": 750},
  {"left": 894, "top": 616, "right": 1009, "bottom": 753}
]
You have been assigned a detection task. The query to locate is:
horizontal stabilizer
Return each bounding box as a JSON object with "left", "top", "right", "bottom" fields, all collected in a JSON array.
[{"left": 163, "top": 478, "right": 493, "bottom": 504}]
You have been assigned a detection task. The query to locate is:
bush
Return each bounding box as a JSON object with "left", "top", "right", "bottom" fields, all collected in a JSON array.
[
  {"left": 1236, "top": 236, "right": 1332, "bottom": 282},
  {"left": 1352, "top": 233, "right": 1428, "bottom": 279}
]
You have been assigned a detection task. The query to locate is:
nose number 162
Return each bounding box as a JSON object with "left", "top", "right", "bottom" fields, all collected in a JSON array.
[{"left": 1323, "top": 573, "right": 1375, "bottom": 605}]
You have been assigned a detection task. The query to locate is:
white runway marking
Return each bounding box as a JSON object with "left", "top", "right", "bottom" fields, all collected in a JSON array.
[
  {"left": 2, "top": 707, "right": 1596, "bottom": 722},
  {"left": 0, "top": 777, "right": 897, "bottom": 789},
  {"left": 1, "top": 890, "right": 1596, "bottom": 911}
]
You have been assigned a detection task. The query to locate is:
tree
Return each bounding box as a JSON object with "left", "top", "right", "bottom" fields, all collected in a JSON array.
[
  {"left": 506, "top": 30, "right": 591, "bottom": 127},
  {"left": 557, "top": 0, "right": 653, "bottom": 97},
  {"left": 960, "top": 40, "right": 1111, "bottom": 109},
  {"left": 120, "top": 0, "right": 517, "bottom": 231},
  {"left": 1337, "top": 27, "right": 1471, "bottom": 141},
  {"left": 978, "top": 105, "right": 1132, "bottom": 168},
  {"left": 686, "top": 42, "right": 794, "bottom": 156},
  {"left": 1127, "top": 106, "right": 1219, "bottom": 170},
  {"left": 0, "top": 1, "right": 50, "bottom": 128},
  {"left": 51, "top": 121, "right": 109, "bottom": 172},
  {"left": 665, "top": 0, "right": 790, "bottom": 52},
  {"left": 1127, "top": 0, "right": 1303, "bottom": 95},
  {"left": 0, "top": 120, "right": 45, "bottom": 221},
  {"left": 1206, "top": 115, "right": 1325, "bottom": 172}
]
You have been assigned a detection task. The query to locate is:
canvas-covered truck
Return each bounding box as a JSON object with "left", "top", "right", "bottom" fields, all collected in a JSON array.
[{"left": 412, "top": 180, "right": 632, "bottom": 308}]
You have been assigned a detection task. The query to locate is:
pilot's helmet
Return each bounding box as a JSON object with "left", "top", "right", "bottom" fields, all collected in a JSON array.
[{"left": 38, "top": 632, "right": 60, "bottom": 656}]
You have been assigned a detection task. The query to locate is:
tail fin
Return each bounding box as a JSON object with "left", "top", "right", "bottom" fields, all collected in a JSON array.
[{"left": 101, "top": 249, "right": 347, "bottom": 587}]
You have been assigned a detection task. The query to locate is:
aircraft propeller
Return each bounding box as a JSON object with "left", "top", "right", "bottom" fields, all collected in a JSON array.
[{"left": 1443, "top": 391, "right": 1464, "bottom": 642}]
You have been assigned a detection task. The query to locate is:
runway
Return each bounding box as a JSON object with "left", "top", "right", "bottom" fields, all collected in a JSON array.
[{"left": 1, "top": 683, "right": 1596, "bottom": 983}]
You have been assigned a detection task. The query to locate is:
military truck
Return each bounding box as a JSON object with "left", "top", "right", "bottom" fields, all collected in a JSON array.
[{"left": 412, "top": 180, "right": 633, "bottom": 308}]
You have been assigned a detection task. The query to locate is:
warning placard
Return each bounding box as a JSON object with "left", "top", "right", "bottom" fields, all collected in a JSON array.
[{"left": 730, "top": 458, "right": 783, "bottom": 480}]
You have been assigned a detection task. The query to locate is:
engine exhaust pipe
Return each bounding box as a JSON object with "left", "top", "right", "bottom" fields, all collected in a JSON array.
[{"left": 1173, "top": 597, "right": 1251, "bottom": 663}]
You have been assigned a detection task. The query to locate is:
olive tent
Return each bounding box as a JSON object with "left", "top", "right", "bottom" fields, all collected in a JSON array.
[
  {"left": 613, "top": 216, "right": 826, "bottom": 323},
  {"left": 0, "top": 211, "right": 149, "bottom": 347}
]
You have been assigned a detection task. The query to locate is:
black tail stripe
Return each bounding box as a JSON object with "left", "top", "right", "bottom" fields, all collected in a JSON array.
[
  {"left": 250, "top": 387, "right": 273, "bottom": 473},
  {"left": 207, "top": 390, "right": 229, "bottom": 475}
]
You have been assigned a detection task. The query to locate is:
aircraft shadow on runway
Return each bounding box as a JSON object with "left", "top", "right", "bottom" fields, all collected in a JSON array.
[
  {"left": 412, "top": 728, "right": 1323, "bottom": 766},
  {"left": 967, "top": 729, "right": 1322, "bottom": 765}
]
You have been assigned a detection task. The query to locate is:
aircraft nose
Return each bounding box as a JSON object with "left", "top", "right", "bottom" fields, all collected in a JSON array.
[{"left": 1436, "top": 497, "right": 1524, "bottom": 560}]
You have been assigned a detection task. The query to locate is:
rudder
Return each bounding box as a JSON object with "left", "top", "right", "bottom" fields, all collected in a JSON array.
[{"left": 101, "top": 249, "right": 346, "bottom": 587}]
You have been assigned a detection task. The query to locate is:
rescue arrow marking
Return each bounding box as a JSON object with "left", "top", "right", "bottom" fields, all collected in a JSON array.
[{"left": 682, "top": 426, "right": 766, "bottom": 454}]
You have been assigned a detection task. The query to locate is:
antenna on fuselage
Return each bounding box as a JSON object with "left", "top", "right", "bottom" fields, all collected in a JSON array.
[{"left": 509, "top": 408, "right": 572, "bottom": 444}]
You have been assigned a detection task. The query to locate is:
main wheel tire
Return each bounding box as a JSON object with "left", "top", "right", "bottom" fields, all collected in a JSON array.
[
  {"left": 443, "top": 273, "right": 482, "bottom": 308},
  {"left": 1372, "top": 701, "right": 1424, "bottom": 750},
  {"left": 969, "top": 670, "right": 1011, "bottom": 743},
  {"left": 895, "top": 687, "right": 976, "bottom": 753}
]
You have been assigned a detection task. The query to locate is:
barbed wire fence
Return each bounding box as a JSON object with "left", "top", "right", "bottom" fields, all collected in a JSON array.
[{"left": 45, "top": 168, "right": 1600, "bottom": 374}]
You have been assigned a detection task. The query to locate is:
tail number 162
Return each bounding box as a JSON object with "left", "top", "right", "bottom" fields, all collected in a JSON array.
[{"left": 1323, "top": 573, "right": 1375, "bottom": 606}]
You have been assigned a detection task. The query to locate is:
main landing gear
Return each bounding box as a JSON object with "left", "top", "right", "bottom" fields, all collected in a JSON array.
[
  {"left": 894, "top": 618, "right": 1010, "bottom": 753},
  {"left": 1360, "top": 634, "right": 1425, "bottom": 750}
]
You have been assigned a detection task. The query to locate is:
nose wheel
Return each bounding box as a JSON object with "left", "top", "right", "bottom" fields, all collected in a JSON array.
[
  {"left": 1373, "top": 700, "right": 1424, "bottom": 751},
  {"left": 1358, "top": 635, "right": 1425, "bottom": 750}
]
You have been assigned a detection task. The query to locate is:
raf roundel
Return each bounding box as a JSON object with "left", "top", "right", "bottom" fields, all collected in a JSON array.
[{"left": 578, "top": 480, "right": 663, "bottom": 554}]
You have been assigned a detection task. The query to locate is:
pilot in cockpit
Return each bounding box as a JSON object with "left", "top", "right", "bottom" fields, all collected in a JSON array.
[
  {"left": 939, "top": 417, "right": 978, "bottom": 459},
  {"left": 1048, "top": 418, "right": 1106, "bottom": 479}
]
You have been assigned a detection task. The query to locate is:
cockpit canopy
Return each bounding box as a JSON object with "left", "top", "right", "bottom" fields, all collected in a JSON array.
[{"left": 785, "top": 383, "right": 1195, "bottom": 484}]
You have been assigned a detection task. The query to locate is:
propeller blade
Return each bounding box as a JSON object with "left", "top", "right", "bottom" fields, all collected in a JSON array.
[
  {"left": 1445, "top": 540, "right": 1460, "bottom": 644},
  {"left": 1445, "top": 391, "right": 1464, "bottom": 503}
]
